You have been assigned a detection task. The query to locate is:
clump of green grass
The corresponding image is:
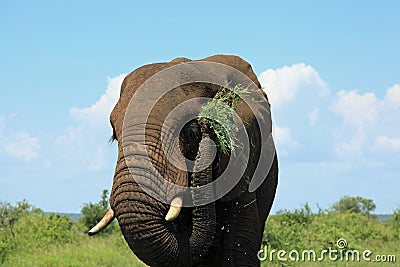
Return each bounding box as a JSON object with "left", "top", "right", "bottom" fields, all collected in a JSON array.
[
  {"left": 198, "top": 84, "right": 252, "bottom": 154},
  {"left": 3, "top": 234, "right": 145, "bottom": 267}
]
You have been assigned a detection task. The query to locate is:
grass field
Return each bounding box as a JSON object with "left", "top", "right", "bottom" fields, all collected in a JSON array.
[
  {"left": 1, "top": 201, "right": 399, "bottom": 266},
  {"left": 3, "top": 230, "right": 398, "bottom": 267},
  {"left": 2, "top": 233, "right": 145, "bottom": 267}
]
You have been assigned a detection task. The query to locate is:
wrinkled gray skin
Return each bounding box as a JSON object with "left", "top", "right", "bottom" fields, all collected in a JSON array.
[{"left": 106, "top": 55, "right": 278, "bottom": 266}]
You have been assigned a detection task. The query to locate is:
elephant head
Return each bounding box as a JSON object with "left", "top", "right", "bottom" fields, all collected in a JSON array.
[{"left": 89, "top": 55, "right": 278, "bottom": 267}]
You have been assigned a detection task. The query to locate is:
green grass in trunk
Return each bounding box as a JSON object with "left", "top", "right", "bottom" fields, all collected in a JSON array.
[{"left": 198, "top": 84, "right": 254, "bottom": 155}]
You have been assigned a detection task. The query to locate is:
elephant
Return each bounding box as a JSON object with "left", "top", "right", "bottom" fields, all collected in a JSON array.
[{"left": 88, "top": 55, "right": 278, "bottom": 267}]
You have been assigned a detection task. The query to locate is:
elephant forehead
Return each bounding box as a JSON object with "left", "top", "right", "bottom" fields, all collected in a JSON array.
[{"left": 109, "top": 55, "right": 264, "bottom": 137}]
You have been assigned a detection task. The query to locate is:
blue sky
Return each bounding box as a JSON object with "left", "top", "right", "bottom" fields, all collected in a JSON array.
[{"left": 1, "top": 1, "right": 399, "bottom": 214}]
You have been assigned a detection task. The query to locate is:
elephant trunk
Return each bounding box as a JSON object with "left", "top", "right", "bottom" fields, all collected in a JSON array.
[{"left": 110, "top": 131, "right": 216, "bottom": 267}]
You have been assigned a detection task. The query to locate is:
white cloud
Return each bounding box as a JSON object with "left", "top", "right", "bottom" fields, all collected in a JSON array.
[
  {"left": 308, "top": 107, "right": 320, "bottom": 125},
  {"left": 54, "top": 74, "right": 125, "bottom": 172},
  {"left": 335, "top": 132, "right": 364, "bottom": 158},
  {"left": 384, "top": 84, "right": 400, "bottom": 107},
  {"left": 54, "top": 126, "right": 84, "bottom": 149},
  {"left": 4, "top": 132, "right": 40, "bottom": 162},
  {"left": 258, "top": 63, "right": 329, "bottom": 158},
  {"left": 83, "top": 147, "right": 105, "bottom": 171},
  {"left": 53, "top": 124, "right": 111, "bottom": 172},
  {"left": 334, "top": 90, "right": 378, "bottom": 127},
  {"left": 0, "top": 115, "right": 5, "bottom": 133},
  {"left": 259, "top": 63, "right": 329, "bottom": 107},
  {"left": 273, "top": 125, "right": 290, "bottom": 145},
  {"left": 273, "top": 125, "right": 299, "bottom": 148},
  {"left": 374, "top": 135, "right": 400, "bottom": 152},
  {"left": 70, "top": 74, "right": 126, "bottom": 125},
  {"left": 333, "top": 84, "right": 400, "bottom": 157}
]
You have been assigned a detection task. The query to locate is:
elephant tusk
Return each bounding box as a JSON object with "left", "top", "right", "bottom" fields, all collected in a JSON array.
[
  {"left": 88, "top": 208, "right": 115, "bottom": 236},
  {"left": 165, "top": 197, "right": 182, "bottom": 221}
]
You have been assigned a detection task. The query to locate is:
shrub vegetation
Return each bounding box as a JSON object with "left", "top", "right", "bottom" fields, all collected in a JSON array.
[{"left": 0, "top": 195, "right": 398, "bottom": 266}]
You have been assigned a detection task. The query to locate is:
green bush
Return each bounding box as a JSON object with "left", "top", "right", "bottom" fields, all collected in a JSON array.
[
  {"left": 2, "top": 196, "right": 399, "bottom": 266},
  {"left": 0, "top": 201, "right": 79, "bottom": 264},
  {"left": 0, "top": 200, "right": 42, "bottom": 263},
  {"left": 392, "top": 207, "right": 400, "bottom": 237},
  {"left": 79, "top": 189, "right": 117, "bottom": 235},
  {"left": 331, "top": 196, "right": 376, "bottom": 218},
  {"left": 263, "top": 202, "right": 397, "bottom": 265},
  {"left": 14, "top": 213, "right": 78, "bottom": 249},
  {"left": 265, "top": 204, "right": 314, "bottom": 252}
]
